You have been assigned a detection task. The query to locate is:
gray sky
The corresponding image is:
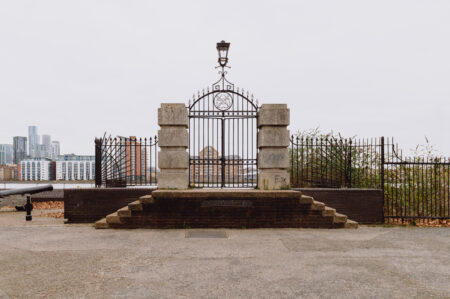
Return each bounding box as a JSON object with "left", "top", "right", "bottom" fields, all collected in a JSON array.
[{"left": 1, "top": 0, "right": 449, "bottom": 155}]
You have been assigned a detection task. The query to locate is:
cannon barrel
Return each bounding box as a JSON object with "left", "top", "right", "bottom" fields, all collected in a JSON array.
[{"left": 0, "top": 185, "right": 53, "bottom": 198}]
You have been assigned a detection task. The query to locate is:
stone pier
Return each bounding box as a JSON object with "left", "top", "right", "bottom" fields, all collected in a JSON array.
[
  {"left": 258, "top": 104, "right": 290, "bottom": 190},
  {"left": 157, "top": 103, "right": 189, "bottom": 189}
]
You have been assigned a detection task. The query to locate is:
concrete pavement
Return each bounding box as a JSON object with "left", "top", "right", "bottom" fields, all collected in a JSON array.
[{"left": 0, "top": 211, "right": 449, "bottom": 298}]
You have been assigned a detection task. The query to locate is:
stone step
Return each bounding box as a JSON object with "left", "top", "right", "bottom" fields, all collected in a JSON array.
[
  {"left": 128, "top": 200, "right": 143, "bottom": 211},
  {"left": 94, "top": 218, "right": 109, "bottom": 229},
  {"left": 106, "top": 212, "right": 122, "bottom": 224},
  {"left": 96, "top": 191, "right": 359, "bottom": 230},
  {"left": 310, "top": 200, "right": 325, "bottom": 211},
  {"left": 322, "top": 206, "right": 336, "bottom": 217},
  {"left": 333, "top": 213, "right": 348, "bottom": 224},
  {"left": 299, "top": 195, "right": 314, "bottom": 204},
  {"left": 345, "top": 220, "right": 359, "bottom": 229},
  {"left": 139, "top": 195, "right": 154, "bottom": 204},
  {"left": 117, "top": 206, "right": 131, "bottom": 217}
]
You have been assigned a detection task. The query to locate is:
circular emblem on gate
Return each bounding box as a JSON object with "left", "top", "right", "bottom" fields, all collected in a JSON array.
[{"left": 213, "top": 92, "right": 233, "bottom": 111}]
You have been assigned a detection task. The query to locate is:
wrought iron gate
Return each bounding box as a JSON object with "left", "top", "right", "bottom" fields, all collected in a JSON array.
[{"left": 188, "top": 71, "right": 258, "bottom": 188}]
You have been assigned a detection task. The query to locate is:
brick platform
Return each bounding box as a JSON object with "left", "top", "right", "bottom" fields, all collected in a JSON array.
[{"left": 95, "top": 190, "right": 358, "bottom": 229}]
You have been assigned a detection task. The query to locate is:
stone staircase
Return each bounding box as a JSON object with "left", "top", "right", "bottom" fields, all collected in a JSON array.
[{"left": 95, "top": 190, "right": 358, "bottom": 229}]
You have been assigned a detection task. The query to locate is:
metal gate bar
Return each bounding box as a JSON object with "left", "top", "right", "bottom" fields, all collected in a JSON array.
[{"left": 188, "top": 72, "right": 258, "bottom": 188}]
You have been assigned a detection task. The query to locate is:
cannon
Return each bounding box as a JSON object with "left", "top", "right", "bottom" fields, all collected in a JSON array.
[{"left": 0, "top": 185, "right": 53, "bottom": 221}]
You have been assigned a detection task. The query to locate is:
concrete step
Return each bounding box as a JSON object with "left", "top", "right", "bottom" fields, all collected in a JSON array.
[
  {"left": 322, "top": 206, "right": 336, "bottom": 217},
  {"left": 128, "top": 200, "right": 143, "bottom": 211},
  {"left": 345, "top": 220, "right": 359, "bottom": 229},
  {"left": 333, "top": 213, "right": 348, "bottom": 224},
  {"left": 94, "top": 218, "right": 109, "bottom": 229},
  {"left": 117, "top": 206, "right": 131, "bottom": 217}
]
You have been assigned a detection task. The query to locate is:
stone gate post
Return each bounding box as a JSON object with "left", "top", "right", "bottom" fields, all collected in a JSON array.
[
  {"left": 258, "top": 104, "right": 290, "bottom": 190},
  {"left": 157, "top": 103, "right": 189, "bottom": 189}
]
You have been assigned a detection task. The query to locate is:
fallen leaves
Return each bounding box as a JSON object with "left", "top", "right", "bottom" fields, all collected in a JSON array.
[
  {"left": 42, "top": 212, "right": 64, "bottom": 218},
  {"left": 388, "top": 218, "right": 450, "bottom": 227},
  {"left": 33, "top": 201, "right": 64, "bottom": 210}
]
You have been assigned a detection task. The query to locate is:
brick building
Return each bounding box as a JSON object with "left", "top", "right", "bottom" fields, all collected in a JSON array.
[{"left": 190, "top": 146, "right": 245, "bottom": 183}]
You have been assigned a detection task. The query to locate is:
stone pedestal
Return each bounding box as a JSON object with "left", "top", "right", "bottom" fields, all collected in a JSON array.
[
  {"left": 258, "top": 104, "right": 290, "bottom": 190},
  {"left": 157, "top": 103, "right": 189, "bottom": 189}
]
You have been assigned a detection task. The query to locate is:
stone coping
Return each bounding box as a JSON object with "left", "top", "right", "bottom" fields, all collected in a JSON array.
[{"left": 152, "top": 189, "right": 302, "bottom": 199}]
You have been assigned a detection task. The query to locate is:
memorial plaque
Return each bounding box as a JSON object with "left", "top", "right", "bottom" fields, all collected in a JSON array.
[{"left": 201, "top": 200, "right": 253, "bottom": 208}]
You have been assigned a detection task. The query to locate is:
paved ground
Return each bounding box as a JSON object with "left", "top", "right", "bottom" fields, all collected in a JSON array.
[{"left": 0, "top": 211, "right": 449, "bottom": 298}]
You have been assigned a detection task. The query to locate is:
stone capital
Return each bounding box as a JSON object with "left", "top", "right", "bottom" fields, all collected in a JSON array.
[
  {"left": 258, "top": 104, "right": 290, "bottom": 127},
  {"left": 158, "top": 103, "right": 188, "bottom": 127}
]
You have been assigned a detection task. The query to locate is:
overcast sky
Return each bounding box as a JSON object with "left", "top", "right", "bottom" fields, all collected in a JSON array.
[{"left": 0, "top": 0, "right": 449, "bottom": 156}]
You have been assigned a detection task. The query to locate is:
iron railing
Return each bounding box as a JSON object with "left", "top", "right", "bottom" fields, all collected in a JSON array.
[
  {"left": 384, "top": 141, "right": 450, "bottom": 223},
  {"left": 95, "top": 135, "right": 158, "bottom": 187},
  {"left": 290, "top": 136, "right": 382, "bottom": 188},
  {"left": 290, "top": 135, "right": 450, "bottom": 222}
]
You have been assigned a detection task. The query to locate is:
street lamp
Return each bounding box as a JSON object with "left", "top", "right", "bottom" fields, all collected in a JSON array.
[{"left": 216, "top": 40, "right": 230, "bottom": 68}]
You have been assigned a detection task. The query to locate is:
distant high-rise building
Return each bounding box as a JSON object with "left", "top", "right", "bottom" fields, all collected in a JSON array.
[
  {"left": 13, "top": 137, "right": 27, "bottom": 164},
  {"left": 55, "top": 155, "right": 95, "bottom": 180},
  {"left": 28, "top": 126, "right": 40, "bottom": 158},
  {"left": 0, "top": 144, "right": 13, "bottom": 164},
  {"left": 41, "top": 134, "right": 52, "bottom": 159},
  {"left": 51, "top": 141, "right": 60, "bottom": 160},
  {"left": 19, "top": 158, "right": 55, "bottom": 181}
]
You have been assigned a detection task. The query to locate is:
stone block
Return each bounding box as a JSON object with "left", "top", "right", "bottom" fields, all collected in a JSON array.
[
  {"left": 158, "top": 150, "right": 189, "bottom": 169},
  {"left": 128, "top": 200, "right": 143, "bottom": 211},
  {"left": 158, "top": 169, "right": 189, "bottom": 189},
  {"left": 258, "top": 169, "right": 290, "bottom": 190},
  {"left": 139, "top": 195, "right": 154, "bottom": 204},
  {"left": 299, "top": 195, "right": 314, "bottom": 204},
  {"left": 117, "top": 206, "right": 131, "bottom": 217},
  {"left": 94, "top": 218, "right": 109, "bottom": 229},
  {"left": 258, "top": 148, "right": 289, "bottom": 169},
  {"left": 345, "top": 220, "right": 359, "bottom": 229},
  {"left": 311, "top": 201, "right": 325, "bottom": 211},
  {"left": 258, "top": 104, "right": 290, "bottom": 127},
  {"left": 158, "top": 103, "right": 188, "bottom": 127},
  {"left": 158, "top": 127, "right": 188, "bottom": 147},
  {"left": 106, "top": 212, "right": 122, "bottom": 224},
  {"left": 322, "top": 206, "right": 336, "bottom": 216},
  {"left": 258, "top": 127, "right": 290, "bottom": 147},
  {"left": 334, "top": 213, "right": 348, "bottom": 223}
]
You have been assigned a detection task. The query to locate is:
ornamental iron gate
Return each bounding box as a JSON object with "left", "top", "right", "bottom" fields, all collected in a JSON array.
[{"left": 188, "top": 71, "right": 258, "bottom": 188}]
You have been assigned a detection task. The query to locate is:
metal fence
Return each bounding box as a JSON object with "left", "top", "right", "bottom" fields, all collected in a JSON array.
[
  {"left": 290, "top": 136, "right": 382, "bottom": 188},
  {"left": 384, "top": 140, "right": 450, "bottom": 223},
  {"left": 95, "top": 135, "right": 158, "bottom": 187},
  {"left": 290, "top": 136, "right": 450, "bottom": 222}
]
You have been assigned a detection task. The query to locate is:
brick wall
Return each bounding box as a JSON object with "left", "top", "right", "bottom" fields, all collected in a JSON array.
[
  {"left": 64, "top": 188, "right": 155, "bottom": 223},
  {"left": 295, "top": 188, "right": 383, "bottom": 224}
]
